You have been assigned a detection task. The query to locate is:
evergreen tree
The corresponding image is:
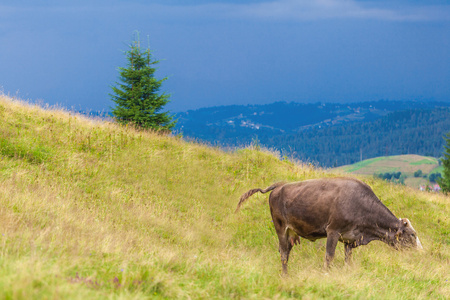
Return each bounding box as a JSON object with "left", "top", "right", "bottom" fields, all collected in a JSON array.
[
  {"left": 110, "top": 34, "right": 176, "bottom": 130},
  {"left": 438, "top": 132, "right": 450, "bottom": 193}
]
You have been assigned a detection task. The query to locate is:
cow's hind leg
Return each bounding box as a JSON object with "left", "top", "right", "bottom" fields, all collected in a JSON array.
[
  {"left": 324, "top": 230, "right": 340, "bottom": 269},
  {"left": 344, "top": 242, "right": 354, "bottom": 265},
  {"left": 278, "top": 233, "right": 293, "bottom": 276}
]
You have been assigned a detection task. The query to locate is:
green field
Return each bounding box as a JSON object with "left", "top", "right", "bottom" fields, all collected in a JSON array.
[
  {"left": 332, "top": 155, "right": 442, "bottom": 188},
  {"left": 0, "top": 95, "right": 449, "bottom": 299}
]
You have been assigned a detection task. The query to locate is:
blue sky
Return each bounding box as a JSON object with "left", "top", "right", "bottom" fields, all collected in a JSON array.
[{"left": 0, "top": 0, "right": 449, "bottom": 112}]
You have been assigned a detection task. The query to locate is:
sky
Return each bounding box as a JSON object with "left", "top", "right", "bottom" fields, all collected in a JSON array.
[{"left": 0, "top": 0, "right": 449, "bottom": 112}]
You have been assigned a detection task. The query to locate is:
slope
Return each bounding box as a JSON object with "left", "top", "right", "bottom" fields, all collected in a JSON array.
[{"left": 0, "top": 95, "right": 449, "bottom": 299}]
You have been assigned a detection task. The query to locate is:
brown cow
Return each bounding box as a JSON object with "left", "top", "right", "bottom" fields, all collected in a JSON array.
[{"left": 235, "top": 177, "right": 422, "bottom": 274}]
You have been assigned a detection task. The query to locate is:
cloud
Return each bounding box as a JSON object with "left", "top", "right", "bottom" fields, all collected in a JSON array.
[
  {"left": 230, "top": 0, "right": 450, "bottom": 22},
  {"left": 134, "top": 0, "right": 450, "bottom": 22},
  {"left": 92, "top": 0, "right": 450, "bottom": 23},
  {"left": 1, "top": 0, "right": 449, "bottom": 27}
]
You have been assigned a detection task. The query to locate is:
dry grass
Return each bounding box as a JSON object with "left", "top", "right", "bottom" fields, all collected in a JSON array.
[{"left": 0, "top": 95, "right": 449, "bottom": 299}]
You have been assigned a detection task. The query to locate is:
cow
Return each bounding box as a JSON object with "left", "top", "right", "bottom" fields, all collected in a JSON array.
[{"left": 235, "top": 177, "right": 423, "bottom": 274}]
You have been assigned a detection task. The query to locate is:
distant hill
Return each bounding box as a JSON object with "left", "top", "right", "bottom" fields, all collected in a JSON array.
[
  {"left": 269, "top": 107, "right": 450, "bottom": 167},
  {"left": 331, "top": 154, "right": 443, "bottom": 188},
  {"left": 175, "top": 100, "right": 450, "bottom": 167}
]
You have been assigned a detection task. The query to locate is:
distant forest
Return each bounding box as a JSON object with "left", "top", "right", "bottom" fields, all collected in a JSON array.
[
  {"left": 269, "top": 108, "right": 450, "bottom": 167},
  {"left": 175, "top": 101, "right": 450, "bottom": 167}
]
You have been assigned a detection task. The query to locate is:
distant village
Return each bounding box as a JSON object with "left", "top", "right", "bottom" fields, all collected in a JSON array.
[{"left": 419, "top": 184, "right": 441, "bottom": 193}]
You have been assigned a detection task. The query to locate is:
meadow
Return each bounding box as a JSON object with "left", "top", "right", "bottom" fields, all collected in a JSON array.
[
  {"left": 333, "top": 155, "right": 442, "bottom": 188},
  {"left": 0, "top": 95, "right": 449, "bottom": 299}
]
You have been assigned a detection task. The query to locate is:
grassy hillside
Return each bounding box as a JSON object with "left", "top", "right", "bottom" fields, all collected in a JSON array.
[
  {"left": 0, "top": 95, "right": 449, "bottom": 299},
  {"left": 332, "top": 155, "right": 442, "bottom": 188}
]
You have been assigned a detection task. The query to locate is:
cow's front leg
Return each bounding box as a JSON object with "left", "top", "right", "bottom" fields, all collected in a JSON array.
[{"left": 324, "top": 231, "right": 339, "bottom": 269}]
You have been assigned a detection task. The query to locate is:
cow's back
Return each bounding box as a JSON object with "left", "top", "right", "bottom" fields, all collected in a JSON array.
[{"left": 269, "top": 177, "right": 382, "bottom": 240}]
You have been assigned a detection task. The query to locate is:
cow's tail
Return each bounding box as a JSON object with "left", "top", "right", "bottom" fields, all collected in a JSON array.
[{"left": 235, "top": 182, "right": 285, "bottom": 213}]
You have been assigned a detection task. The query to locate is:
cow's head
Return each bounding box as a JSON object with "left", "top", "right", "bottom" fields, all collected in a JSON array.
[{"left": 395, "top": 218, "right": 423, "bottom": 250}]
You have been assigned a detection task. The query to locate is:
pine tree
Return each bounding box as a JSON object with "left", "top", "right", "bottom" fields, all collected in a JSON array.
[
  {"left": 438, "top": 132, "right": 450, "bottom": 193},
  {"left": 110, "top": 34, "right": 176, "bottom": 130}
]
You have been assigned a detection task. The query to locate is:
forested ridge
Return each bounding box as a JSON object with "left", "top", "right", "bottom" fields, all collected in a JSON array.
[
  {"left": 176, "top": 101, "right": 450, "bottom": 167},
  {"left": 270, "top": 108, "right": 450, "bottom": 167}
]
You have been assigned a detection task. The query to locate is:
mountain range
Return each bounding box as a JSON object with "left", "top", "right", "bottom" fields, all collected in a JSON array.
[{"left": 175, "top": 100, "right": 450, "bottom": 167}]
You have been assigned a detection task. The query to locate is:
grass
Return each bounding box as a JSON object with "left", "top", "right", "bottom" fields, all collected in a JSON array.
[
  {"left": 335, "top": 155, "right": 441, "bottom": 175},
  {"left": 341, "top": 157, "right": 385, "bottom": 173},
  {"left": 333, "top": 155, "right": 443, "bottom": 188},
  {"left": 0, "top": 94, "right": 449, "bottom": 299},
  {"left": 410, "top": 158, "right": 438, "bottom": 166}
]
